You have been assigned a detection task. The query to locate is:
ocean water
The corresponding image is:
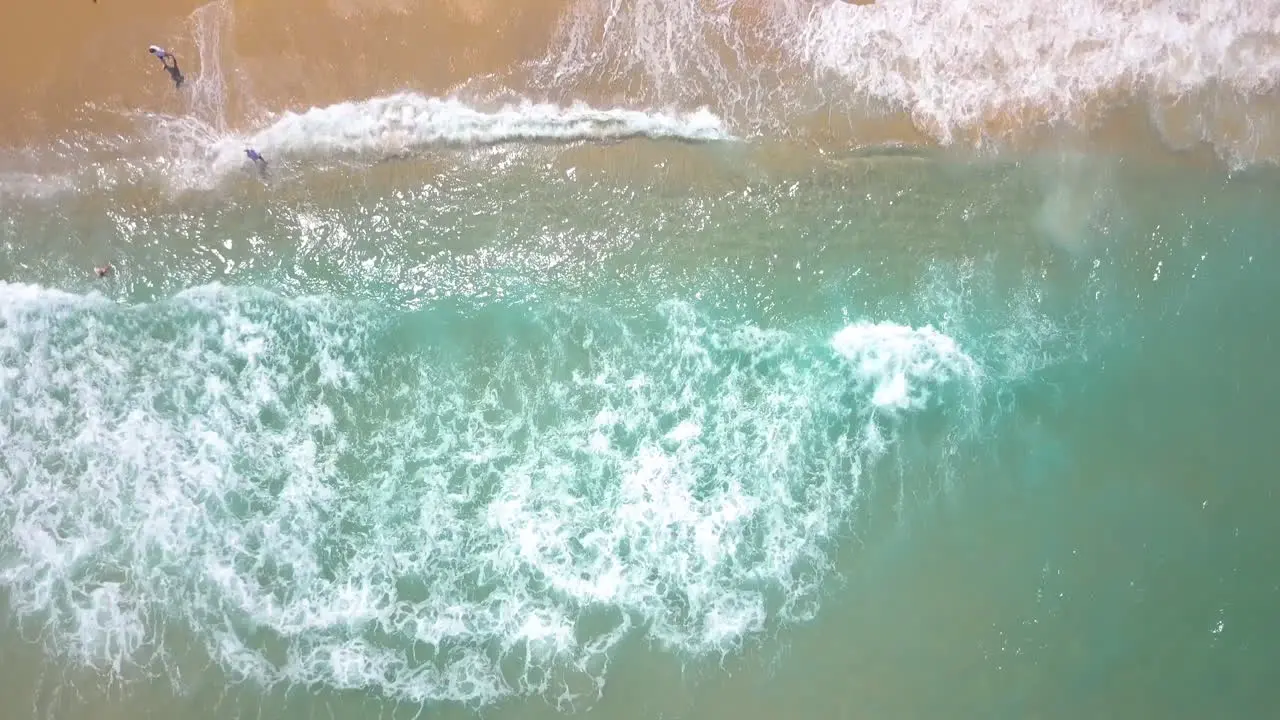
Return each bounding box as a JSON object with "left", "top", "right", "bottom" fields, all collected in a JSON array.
[{"left": 3, "top": 1, "right": 1280, "bottom": 719}]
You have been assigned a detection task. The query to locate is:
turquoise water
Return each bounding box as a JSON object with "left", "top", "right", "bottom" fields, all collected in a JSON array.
[{"left": 1, "top": 148, "right": 1278, "bottom": 719}]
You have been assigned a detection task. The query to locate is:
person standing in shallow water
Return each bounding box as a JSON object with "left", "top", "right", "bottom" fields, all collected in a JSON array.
[
  {"left": 245, "top": 148, "right": 268, "bottom": 178},
  {"left": 148, "top": 45, "right": 184, "bottom": 89}
]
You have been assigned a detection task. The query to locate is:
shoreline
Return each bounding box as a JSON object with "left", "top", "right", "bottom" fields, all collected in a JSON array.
[{"left": 0, "top": 119, "right": 1249, "bottom": 211}]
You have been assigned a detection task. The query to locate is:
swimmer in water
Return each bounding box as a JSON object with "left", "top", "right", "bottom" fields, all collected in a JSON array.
[
  {"left": 148, "top": 45, "right": 185, "bottom": 89},
  {"left": 245, "top": 148, "right": 268, "bottom": 178},
  {"left": 95, "top": 263, "right": 113, "bottom": 278}
]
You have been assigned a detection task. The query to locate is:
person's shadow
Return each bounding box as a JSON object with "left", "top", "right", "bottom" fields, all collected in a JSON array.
[{"left": 162, "top": 57, "right": 185, "bottom": 89}]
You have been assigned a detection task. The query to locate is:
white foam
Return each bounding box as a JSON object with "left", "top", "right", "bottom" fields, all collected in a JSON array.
[
  {"left": 831, "top": 322, "right": 981, "bottom": 411},
  {"left": 187, "top": 0, "right": 234, "bottom": 133},
  {"left": 195, "top": 94, "right": 731, "bottom": 175},
  {"left": 545, "top": 0, "right": 1280, "bottom": 149},
  {"left": 0, "top": 282, "right": 979, "bottom": 706},
  {"left": 133, "top": 93, "right": 733, "bottom": 188},
  {"left": 803, "top": 0, "right": 1280, "bottom": 140}
]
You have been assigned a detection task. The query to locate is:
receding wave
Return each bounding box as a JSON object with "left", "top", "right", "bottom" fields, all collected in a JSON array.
[
  {"left": 0, "top": 281, "right": 981, "bottom": 706},
  {"left": 541, "top": 0, "right": 1280, "bottom": 162},
  {"left": 127, "top": 94, "right": 728, "bottom": 189},
  {"left": 228, "top": 94, "right": 727, "bottom": 156}
]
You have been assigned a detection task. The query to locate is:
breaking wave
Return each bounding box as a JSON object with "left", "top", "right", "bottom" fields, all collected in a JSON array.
[{"left": 0, "top": 281, "right": 980, "bottom": 705}]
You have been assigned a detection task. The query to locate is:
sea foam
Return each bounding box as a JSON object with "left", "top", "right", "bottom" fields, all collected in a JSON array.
[
  {"left": 544, "top": 0, "right": 1280, "bottom": 157},
  {"left": 142, "top": 93, "right": 734, "bottom": 187},
  {"left": 0, "top": 282, "right": 979, "bottom": 706}
]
